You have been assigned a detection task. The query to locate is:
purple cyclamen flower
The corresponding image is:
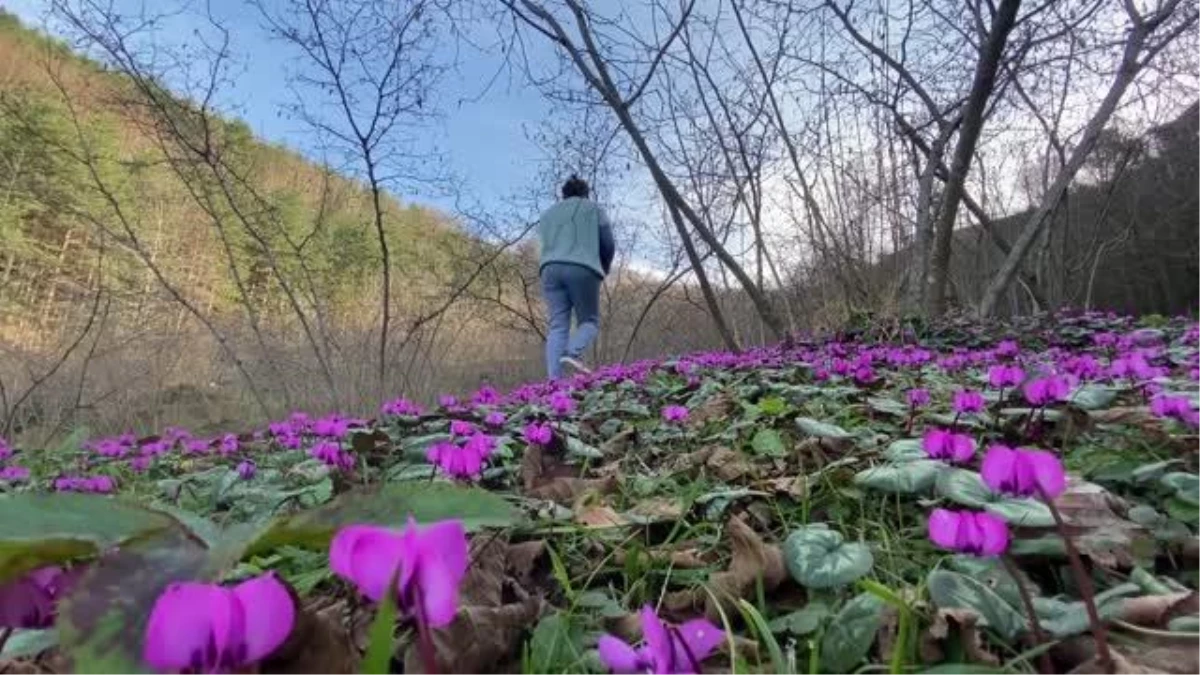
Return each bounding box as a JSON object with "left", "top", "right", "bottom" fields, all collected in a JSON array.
[
  {"left": 288, "top": 411, "right": 312, "bottom": 431},
  {"left": 312, "top": 415, "right": 352, "bottom": 439},
  {"left": 853, "top": 366, "right": 876, "bottom": 385},
  {"left": 1150, "top": 395, "right": 1199, "bottom": 428},
  {"left": 906, "top": 388, "right": 931, "bottom": 408},
  {"left": 218, "top": 433, "right": 239, "bottom": 456},
  {"left": 1023, "top": 375, "right": 1071, "bottom": 406},
  {"left": 141, "top": 439, "right": 172, "bottom": 457},
  {"left": 237, "top": 460, "right": 257, "bottom": 480},
  {"left": 1, "top": 566, "right": 78, "bottom": 629},
  {"left": 0, "top": 465, "right": 30, "bottom": 482},
  {"left": 438, "top": 395, "right": 459, "bottom": 409},
  {"left": 922, "top": 428, "right": 976, "bottom": 463},
  {"left": 548, "top": 391, "right": 577, "bottom": 416},
  {"left": 483, "top": 411, "right": 506, "bottom": 427},
  {"left": 0, "top": 437, "right": 11, "bottom": 460},
  {"left": 994, "top": 340, "right": 1020, "bottom": 358},
  {"left": 472, "top": 386, "right": 501, "bottom": 406},
  {"left": 939, "top": 354, "right": 969, "bottom": 372},
  {"left": 952, "top": 390, "right": 986, "bottom": 414},
  {"left": 330, "top": 520, "right": 467, "bottom": 628},
  {"left": 426, "top": 440, "right": 484, "bottom": 480},
  {"left": 661, "top": 405, "right": 689, "bottom": 423},
  {"left": 54, "top": 475, "right": 115, "bottom": 493},
  {"left": 163, "top": 426, "right": 191, "bottom": 443},
  {"left": 1109, "top": 353, "right": 1160, "bottom": 381},
  {"left": 129, "top": 456, "right": 152, "bottom": 473},
  {"left": 92, "top": 438, "right": 128, "bottom": 458},
  {"left": 597, "top": 605, "right": 724, "bottom": 674},
  {"left": 980, "top": 445, "right": 1066, "bottom": 499},
  {"left": 522, "top": 422, "right": 553, "bottom": 446},
  {"left": 988, "top": 365, "right": 1025, "bottom": 389},
  {"left": 143, "top": 572, "right": 294, "bottom": 673},
  {"left": 268, "top": 421, "right": 294, "bottom": 437},
  {"left": 310, "top": 441, "right": 354, "bottom": 471},
  {"left": 185, "top": 439, "right": 211, "bottom": 454},
  {"left": 928, "top": 509, "right": 1009, "bottom": 557},
  {"left": 381, "top": 397, "right": 423, "bottom": 417},
  {"left": 449, "top": 420, "right": 477, "bottom": 438}
]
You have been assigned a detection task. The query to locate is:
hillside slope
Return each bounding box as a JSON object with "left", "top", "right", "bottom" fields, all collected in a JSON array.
[{"left": 0, "top": 10, "right": 466, "bottom": 343}]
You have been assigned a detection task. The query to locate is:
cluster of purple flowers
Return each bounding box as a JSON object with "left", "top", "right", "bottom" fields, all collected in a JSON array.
[
  {"left": 427, "top": 428, "right": 498, "bottom": 480},
  {"left": 927, "top": 444, "right": 1067, "bottom": 557},
  {"left": 53, "top": 475, "right": 116, "bottom": 493},
  {"left": 8, "top": 312, "right": 1196, "bottom": 497},
  {"left": 0, "top": 436, "right": 30, "bottom": 484}
]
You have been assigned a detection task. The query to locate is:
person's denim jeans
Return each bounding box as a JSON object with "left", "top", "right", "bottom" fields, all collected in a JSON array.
[{"left": 541, "top": 263, "right": 601, "bottom": 379}]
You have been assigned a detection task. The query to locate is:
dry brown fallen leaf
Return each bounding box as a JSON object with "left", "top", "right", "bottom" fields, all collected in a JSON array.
[
  {"left": 1127, "top": 646, "right": 1200, "bottom": 674},
  {"left": 263, "top": 600, "right": 360, "bottom": 674},
  {"left": 527, "top": 475, "right": 618, "bottom": 504},
  {"left": 689, "top": 392, "right": 735, "bottom": 427},
  {"left": 628, "top": 497, "right": 685, "bottom": 521},
  {"left": 0, "top": 660, "right": 47, "bottom": 675},
  {"left": 1065, "top": 648, "right": 1166, "bottom": 672},
  {"left": 575, "top": 503, "right": 628, "bottom": 529},
  {"left": 1050, "top": 480, "right": 1153, "bottom": 568},
  {"left": 919, "top": 607, "right": 999, "bottom": 666},
  {"left": 758, "top": 474, "right": 807, "bottom": 499},
  {"left": 1120, "top": 591, "right": 1199, "bottom": 627},
  {"left": 600, "top": 427, "right": 637, "bottom": 455},
  {"left": 705, "top": 446, "right": 757, "bottom": 483},
  {"left": 519, "top": 443, "right": 545, "bottom": 491},
  {"left": 402, "top": 595, "right": 546, "bottom": 674},
  {"left": 664, "top": 515, "right": 785, "bottom": 620},
  {"left": 459, "top": 533, "right": 508, "bottom": 607},
  {"left": 614, "top": 547, "right": 710, "bottom": 569},
  {"left": 505, "top": 539, "right": 548, "bottom": 588}
]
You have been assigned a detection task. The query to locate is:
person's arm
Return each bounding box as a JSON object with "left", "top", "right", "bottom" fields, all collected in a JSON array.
[{"left": 598, "top": 207, "right": 615, "bottom": 274}]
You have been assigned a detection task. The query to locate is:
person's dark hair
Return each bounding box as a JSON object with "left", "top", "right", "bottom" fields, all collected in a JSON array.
[{"left": 561, "top": 174, "right": 589, "bottom": 199}]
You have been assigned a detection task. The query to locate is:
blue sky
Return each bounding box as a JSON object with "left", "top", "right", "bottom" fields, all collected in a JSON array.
[{"left": 2, "top": 0, "right": 560, "bottom": 215}]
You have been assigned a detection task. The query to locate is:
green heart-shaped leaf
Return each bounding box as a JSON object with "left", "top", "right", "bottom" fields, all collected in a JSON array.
[{"left": 784, "top": 524, "right": 874, "bottom": 589}]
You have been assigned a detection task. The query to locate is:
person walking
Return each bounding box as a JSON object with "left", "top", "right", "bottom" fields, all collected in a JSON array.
[{"left": 537, "top": 175, "right": 615, "bottom": 379}]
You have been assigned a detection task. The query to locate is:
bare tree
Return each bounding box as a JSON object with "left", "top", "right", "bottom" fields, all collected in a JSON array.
[
  {"left": 256, "top": 0, "right": 449, "bottom": 399},
  {"left": 978, "top": 0, "right": 1198, "bottom": 316}
]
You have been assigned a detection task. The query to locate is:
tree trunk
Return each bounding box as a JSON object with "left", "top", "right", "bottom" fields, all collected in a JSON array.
[
  {"left": 977, "top": 14, "right": 1161, "bottom": 317},
  {"left": 668, "top": 203, "right": 741, "bottom": 352},
  {"left": 925, "top": 0, "right": 1022, "bottom": 316}
]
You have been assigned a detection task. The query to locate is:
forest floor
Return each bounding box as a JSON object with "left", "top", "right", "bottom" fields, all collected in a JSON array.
[{"left": 1, "top": 310, "right": 1198, "bottom": 674}]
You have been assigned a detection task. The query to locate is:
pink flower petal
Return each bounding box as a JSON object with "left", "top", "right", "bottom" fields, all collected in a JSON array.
[
  {"left": 927, "top": 508, "right": 961, "bottom": 551},
  {"left": 1026, "top": 449, "right": 1066, "bottom": 499},
  {"left": 413, "top": 520, "right": 468, "bottom": 627},
  {"left": 143, "top": 582, "right": 232, "bottom": 671},
  {"left": 597, "top": 635, "right": 642, "bottom": 673},
  {"left": 232, "top": 572, "right": 295, "bottom": 663},
  {"left": 0, "top": 576, "right": 54, "bottom": 629},
  {"left": 950, "top": 434, "right": 976, "bottom": 462},
  {"left": 974, "top": 512, "right": 1011, "bottom": 556},
  {"left": 676, "top": 618, "right": 725, "bottom": 663},
  {"left": 980, "top": 445, "right": 1016, "bottom": 494},
  {"left": 638, "top": 605, "right": 671, "bottom": 672},
  {"left": 330, "top": 525, "right": 405, "bottom": 602}
]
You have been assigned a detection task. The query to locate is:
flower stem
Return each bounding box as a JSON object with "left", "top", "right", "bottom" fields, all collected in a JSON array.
[
  {"left": 1020, "top": 405, "right": 1042, "bottom": 440},
  {"left": 1001, "top": 555, "right": 1053, "bottom": 674},
  {"left": 411, "top": 586, "right": 441, "bottom": 674},
  {"left": 1041, "top": 492, "right": 1113, "bottom": 673},
  {"left": 0, "top": 627, "right": 12, "bottom": 654}
]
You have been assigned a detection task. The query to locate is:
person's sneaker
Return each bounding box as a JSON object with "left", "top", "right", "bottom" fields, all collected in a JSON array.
[{"left": 560, "top": 356, "right": 592, "bottom": 374}]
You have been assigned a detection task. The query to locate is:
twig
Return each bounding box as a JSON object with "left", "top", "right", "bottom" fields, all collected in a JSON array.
[
  {"left": 1002, "top": 555, "right": 1054, "bottom": 674},
  {"left": 1042, "top": 491, "right": 1113, "bottom": 673}
]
